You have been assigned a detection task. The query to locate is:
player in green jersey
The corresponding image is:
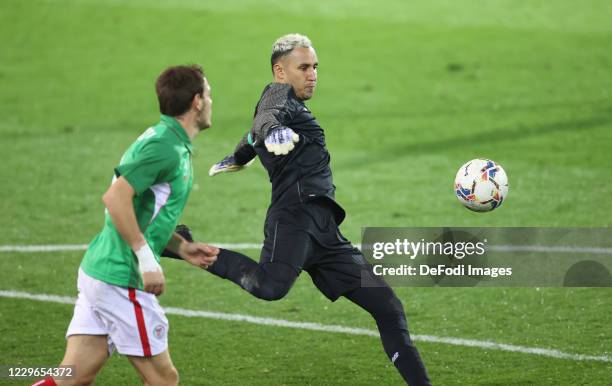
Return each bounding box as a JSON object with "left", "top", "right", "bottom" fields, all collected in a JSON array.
[{"left": 33, "top": 65, "right": 218, "bottom": 386}]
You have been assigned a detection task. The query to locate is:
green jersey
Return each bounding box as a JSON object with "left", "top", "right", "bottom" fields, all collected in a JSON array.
[{"left": 81, "top": 115, "right": 194, "bottom": 289}]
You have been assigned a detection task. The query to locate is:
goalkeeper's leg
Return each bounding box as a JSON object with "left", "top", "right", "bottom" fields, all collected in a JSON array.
[
  {"left": 164, "top": 220, "right": 307, "bottom": 300},
  {"left": 207, "top": 248, "right": 298, "bottom": 301},
  {"left": 344, "top": 285, "right": 431, "bottom": 386},
  {"left": 206, "top": 210, "right": 313, "bottom": 300}
]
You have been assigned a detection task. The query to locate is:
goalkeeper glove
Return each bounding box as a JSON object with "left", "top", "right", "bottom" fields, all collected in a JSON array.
[
  {"left": 208, "top": 154, "right": 253, "bottom": 177},
  {"left": 264, "top": 126, "right": 299, "bottom": 155}
]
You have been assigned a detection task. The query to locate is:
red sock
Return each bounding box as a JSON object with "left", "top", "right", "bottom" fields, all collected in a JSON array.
[{"left": 30, "top": 377, "right": 57, "bottom": 386}]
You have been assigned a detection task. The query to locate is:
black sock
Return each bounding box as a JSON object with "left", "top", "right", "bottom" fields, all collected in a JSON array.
[
  {"left": 208, "top": 249, "right": 297, "bottom": 301},
  {"left": 379, "top": 327, "right": 431, "bottom": 386},
  {"left": 207, "top": 248, "right": 250, "bottom": 279},
  {"left": 345, "top": 286, "right": 430, "bottom": 385}
]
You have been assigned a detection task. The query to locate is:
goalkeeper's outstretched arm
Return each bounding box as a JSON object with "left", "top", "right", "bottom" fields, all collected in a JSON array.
[
  {"left": 208, "top": 132, "right": 256, "bottom": 176},
  {"left": 233, "top": 132, "right": 257, "bottom": 165},
  {"left": 210, "top": 83, "right": 301, "bottom": 176}
]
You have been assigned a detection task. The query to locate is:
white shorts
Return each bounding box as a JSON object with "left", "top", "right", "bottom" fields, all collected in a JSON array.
[{"left": 66, "top": 268, "right": 168, "bottom": 357}]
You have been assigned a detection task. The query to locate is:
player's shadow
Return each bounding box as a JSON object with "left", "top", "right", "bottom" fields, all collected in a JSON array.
[{"left": 337, "top": 107, "right": 612, "bottom": 168}]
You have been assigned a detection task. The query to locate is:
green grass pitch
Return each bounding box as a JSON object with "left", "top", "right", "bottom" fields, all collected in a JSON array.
[{"left": 1, "top": 0, "right": 611, "bottom": 384}]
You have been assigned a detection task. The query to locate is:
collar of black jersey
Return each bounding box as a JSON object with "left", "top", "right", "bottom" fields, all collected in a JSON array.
[{"left": 160, "top": 114, "right": 193, "bottom": 154}]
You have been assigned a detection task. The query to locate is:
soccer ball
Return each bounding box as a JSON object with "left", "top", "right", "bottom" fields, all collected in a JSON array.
[{"left": 454, "top": 158, "right": 508, "bottom": 212}]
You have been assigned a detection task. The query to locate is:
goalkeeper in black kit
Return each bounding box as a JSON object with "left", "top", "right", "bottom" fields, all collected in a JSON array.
[{"left": 170, "top": 33, "right": 430, "bottom": 385}]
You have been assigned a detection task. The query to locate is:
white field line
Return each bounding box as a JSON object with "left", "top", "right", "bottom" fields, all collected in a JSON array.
[
  {"left": 0, "top": 243, "right": 261, "bottom": 253},
  {"left": 1, "top": 290, "right": 610, "bottom": 364},
  {"left": 487, "top": 245, "right": 612, "bottom": 254},
  {"left": 2, "top": 243, "right": 612, "bottom": 254},
  {"left": 0, "top": 244, "right": 90, "bottom": 252}
]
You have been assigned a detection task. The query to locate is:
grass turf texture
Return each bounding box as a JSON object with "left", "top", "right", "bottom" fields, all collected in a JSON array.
[
  {"left": 1, "top": 0, "right": 611, "bottom": 384},
  {"left": 2, "top": 254, "right": 611, "bottom": 385}
]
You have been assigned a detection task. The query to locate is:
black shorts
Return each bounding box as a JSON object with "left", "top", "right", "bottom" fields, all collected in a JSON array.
[{"left": 260, "top": 198, "right": 371, "bottom": 301}]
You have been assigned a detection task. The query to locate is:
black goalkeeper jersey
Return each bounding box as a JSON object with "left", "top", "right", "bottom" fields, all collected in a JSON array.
[{"left": 234, "top": 83, "right": 346, "bottom": 224}]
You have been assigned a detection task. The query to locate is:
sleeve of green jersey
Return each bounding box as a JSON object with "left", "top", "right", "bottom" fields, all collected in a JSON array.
[{"left": 114, "top": 140, "right": 179, "bottom": 195}]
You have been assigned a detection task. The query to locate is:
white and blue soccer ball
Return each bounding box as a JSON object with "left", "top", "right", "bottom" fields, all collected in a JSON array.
[{"left": 454, "top": 158, "right": 509, "bottom": 212}]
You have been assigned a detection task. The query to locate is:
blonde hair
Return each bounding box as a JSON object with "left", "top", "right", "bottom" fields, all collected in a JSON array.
[{"left": 271, "top": 33, "right": 313, "bottom": 68}]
